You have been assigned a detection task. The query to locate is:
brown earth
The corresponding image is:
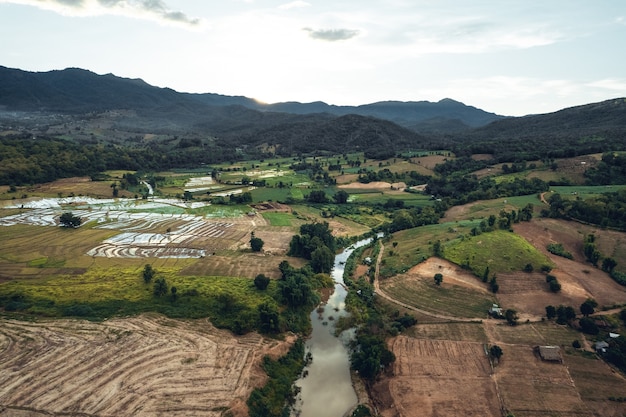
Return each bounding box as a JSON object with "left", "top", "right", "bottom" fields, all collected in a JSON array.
[
  {"left": 0, "top": 314, "right": 292, "bottom": 417},
  {"left": 510, "top": 219, "right": 626, "bottom": 314},
  {"left": 338, "top": 181, "right": 406, "bottom": 191},
  {"left": 371, "top": 337, "right": 501, "bottom": 417},
  {"left": 407, "top": 257, "right": 490, "bottom": 293}
]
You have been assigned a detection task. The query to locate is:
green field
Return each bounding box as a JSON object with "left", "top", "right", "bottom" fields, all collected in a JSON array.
[
  {"left": 0, "top": 265, "right": 278, "bottom": 325},
  {"left": 443, "top": 229, "right": 552, "bottom": 276},
  {"left": 379, "top": 221, "right": 482, "bottom": 277},
  {"left": 262, "top": 212, "right": 293, "bottom": 226},
  {"left": 550, "top": 185, "right": 626, "bottom": 199}
]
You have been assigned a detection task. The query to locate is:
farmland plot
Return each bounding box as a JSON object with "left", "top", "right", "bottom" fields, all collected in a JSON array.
[
  {"left": 0, "top": 198, "right": 252, "bottom": 259},
  {"left": 371, "top": 336, "right": 500, "bottom": 417},
  {"left": 496, "top": 345, "right": 589, "bottom": 417},
  {"left": 0, "top": 315, "right": 284, "bottom": 417}
]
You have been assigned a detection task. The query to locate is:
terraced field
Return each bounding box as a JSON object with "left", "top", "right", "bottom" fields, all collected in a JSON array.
[
  {"left": 0, "top": 197, "right": 255, "bottom": 259},
  {"left": 0, "top": 315, "right": 285, "bottom": 417}
]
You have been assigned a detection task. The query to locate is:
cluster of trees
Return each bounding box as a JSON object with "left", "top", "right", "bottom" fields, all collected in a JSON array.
[
  {"left": 543, "top": 190, "right": 626, "bottom": 230},
  {"left": 468, "top": 206, "right": 534, "bottom": 237},
  {"left": 585, "top": 152, "right": 626, "bottom": 185},
  {"left": 387, "top": 206, "right": 441, "bottom": 233},
  {"left": 545, "top": 274, "right": 562, "bottom": 293},
  {"left": 546, "top": 243, "right": 573, "bottom": 259},
  {"left": 288, "top": 222, "right": 336, "bottom": 274},
  {"left": 247, "top": 338, "right": 305, "bottom": 417},
  {"left": 425, "top": 173, "right": 549, "bottom": 206}
]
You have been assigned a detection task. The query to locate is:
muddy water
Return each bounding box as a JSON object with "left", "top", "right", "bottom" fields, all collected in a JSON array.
[{"left": 291, "top": 237, "right": 374, "bottom": 417}]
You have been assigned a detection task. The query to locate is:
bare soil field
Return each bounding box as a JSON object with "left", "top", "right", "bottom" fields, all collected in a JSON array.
[
  {"left": 565, "top": 353, "right": 626, "bottom": 417},
  {"left": 338, "top": 181, "right": 406, "bottom": 192},
  {"left": 371, "top": 336, "right": 501, "bottom": 417},
  {"left": 0, "top": 314, "right": 290, "bottom": 417},
  {"left": 513, "top": 219, "right": 626, "bottom": 310},
  {"left": 495, "top": 345, "right": 589, "bottom": 417},
  {"left": 407, "top": 257, "right": 490, "bottom": 293},
  {"left": 9, "top": 177, "right": 135, "bottom": 199}
]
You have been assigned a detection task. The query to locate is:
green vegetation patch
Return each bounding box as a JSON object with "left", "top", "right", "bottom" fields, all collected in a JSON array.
[
  {"left": 262, "top": 212, "right": 293, "bottom": 227},
  {"left": 380, "top": 221, "right": 481, "bottom": 277},
  {"left": 443, "top": 229, "right": 552, "bottom": 276},
  {"left": 0, "top": 267, "right": 278, "bottom": 329},
  {"left": 551, "top": 185, "right": 626, "bottom": 200}
]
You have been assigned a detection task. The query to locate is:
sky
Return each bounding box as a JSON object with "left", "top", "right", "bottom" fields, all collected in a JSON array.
[{"left": 1, "top": 1, "right": 625, "bottom": 116}]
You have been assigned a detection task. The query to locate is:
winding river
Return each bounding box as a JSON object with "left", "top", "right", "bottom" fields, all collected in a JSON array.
[{"left": 291, "top": 236, "right": 376, "bottom": 417}]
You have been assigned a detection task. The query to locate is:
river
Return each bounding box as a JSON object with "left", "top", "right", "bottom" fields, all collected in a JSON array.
[{"left": 291, "top": 236, "right": 376, "bottom": 417}]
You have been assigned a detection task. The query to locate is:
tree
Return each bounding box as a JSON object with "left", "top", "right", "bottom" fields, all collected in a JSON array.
[
  {"left": 545, "top": 305, "right": 556, "bottom": 320},
  {"left": 580, "top": 298, "right": 598, "bottom": 317},
  {"left": 489, "top": 345, "right": 503, "bottom": 362},
  {"left": 59, "top": 211, "right": 81, "bottom": 228},
  {"left": 432, "top": 240, "right": 442, "bottom": 257},
  {"left": 250, "top": 234, "right": 264, "bottom": 252},
  {"left": 549, "top": 279, "right": 562, "bottom": 293},
  {"left": 333, "top": 190, "right": 349, "bottom": 204},
  {"left": 579, "top": 317, "right": 600, "bottom": 335},
  {"left": 311, "top": 245, "right": 334, "bottom": 274},
  {"left": 556, "top": 305, "right": 576, "bottom": 324},
  {"left": 142, "top": 264, "right": 155, "bottom": 283},
  {"left": 153, "top": 277, "right": 168, "bottom": 297},
  {"left": 489, "top": 276, "right": 499, "bottom": 293},
  {"left": 602, "top": 257, "right": 618, "bottom": 273},
  {"left": 170, "top": 286, "right": 177, "bottom": 301},
  {"left": 307, "top": 190, "right": 329, "bottom": 203},
  {"left": 254, "top": 273, "right": 270, "bottom": 290},
  {"left": 258, "top": 301, "right": 280, "bottom": 333},
  {"left": 434, "top": 273, "right": 443, "bottom": 286},
  {"left": 504, "top": 309, "right": 518, "bottom": 326}
]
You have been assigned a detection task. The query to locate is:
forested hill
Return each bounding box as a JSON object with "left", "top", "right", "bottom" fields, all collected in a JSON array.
[
  {"left": 226, "top": 114, "right": 432, "bottom": 158},
  {"left": 451, "top": 98, "right": 626, "bottom": 161}
]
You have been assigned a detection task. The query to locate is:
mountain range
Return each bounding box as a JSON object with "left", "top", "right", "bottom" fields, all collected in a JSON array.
[{"left": 1, "top": 65, "right": 625, "bottom": 159}]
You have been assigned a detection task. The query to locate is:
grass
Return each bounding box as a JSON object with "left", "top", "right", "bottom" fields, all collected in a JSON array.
[
  {"left": 380, "top": 221, "right": 481, "bottom": 277},
  {"left": 0, "top": 266, "right": 279, "bottom": 324},
  {"left": 443, "top": 229, "right": 553, "bottom": 276},
  {"left": 347, "top": 192, "right": 433, "bottom": 207},
  {"left": 380, "top": 275, "right": 496, "bottom": 318},
  {"left": 262, "top": 212, "right": 293, "bottom": 227},
  {"left": 550, "top": 185, "right": 626, "bottom": 199}
]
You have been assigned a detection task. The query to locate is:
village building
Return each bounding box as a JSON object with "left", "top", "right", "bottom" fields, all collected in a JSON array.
[
  {"left": 535, "top": 345, "right": 563, "bottom": 363},
  {"left": 595, "top": 341, "right": 610, "bottom": 353}
]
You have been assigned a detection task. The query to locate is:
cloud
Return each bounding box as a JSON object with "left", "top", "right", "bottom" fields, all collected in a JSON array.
[
  {"left": 586, "top": 78, "right": 626, "bottom": 92},
  {"left": 1, "top": 0, "right": 202, "bottom": 28},
  {"left": 303, "top": 27, "right": 360, "bottom": 41},
  {"left": 278, "top": 1, "right": 310, "bottom": 10}
]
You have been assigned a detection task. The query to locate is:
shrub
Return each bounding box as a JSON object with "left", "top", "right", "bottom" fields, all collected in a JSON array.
[{"left": 254, "top": 274, "right": 270, "bottom": 290}]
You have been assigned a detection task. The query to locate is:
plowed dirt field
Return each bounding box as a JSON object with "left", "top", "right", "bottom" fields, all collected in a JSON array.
[{"left": 0, "top": 315, "right": 289, "bottom": 417}]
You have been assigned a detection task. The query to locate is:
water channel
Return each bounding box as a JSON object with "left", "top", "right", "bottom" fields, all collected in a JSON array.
[{"left": 291, "top": 236, "right": 376, "bottom": 417}]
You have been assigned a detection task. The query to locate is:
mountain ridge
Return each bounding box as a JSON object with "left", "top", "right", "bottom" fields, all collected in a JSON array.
[{"left": 0, "top": 65, "right": 503, "bottom": 133}]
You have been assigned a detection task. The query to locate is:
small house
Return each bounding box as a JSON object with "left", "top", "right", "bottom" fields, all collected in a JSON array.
[
  {"left": 489, "top": 304, "right": 503, "bottom": 317},
  {"left": 609, "top": 332, "right": 620, "bottom": 339},
  {"left": 595, "top": 341, "right": 609, "bottom": 353},
  {"left": 536, "top": 345, "right": 562, "bottom": 363}
]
